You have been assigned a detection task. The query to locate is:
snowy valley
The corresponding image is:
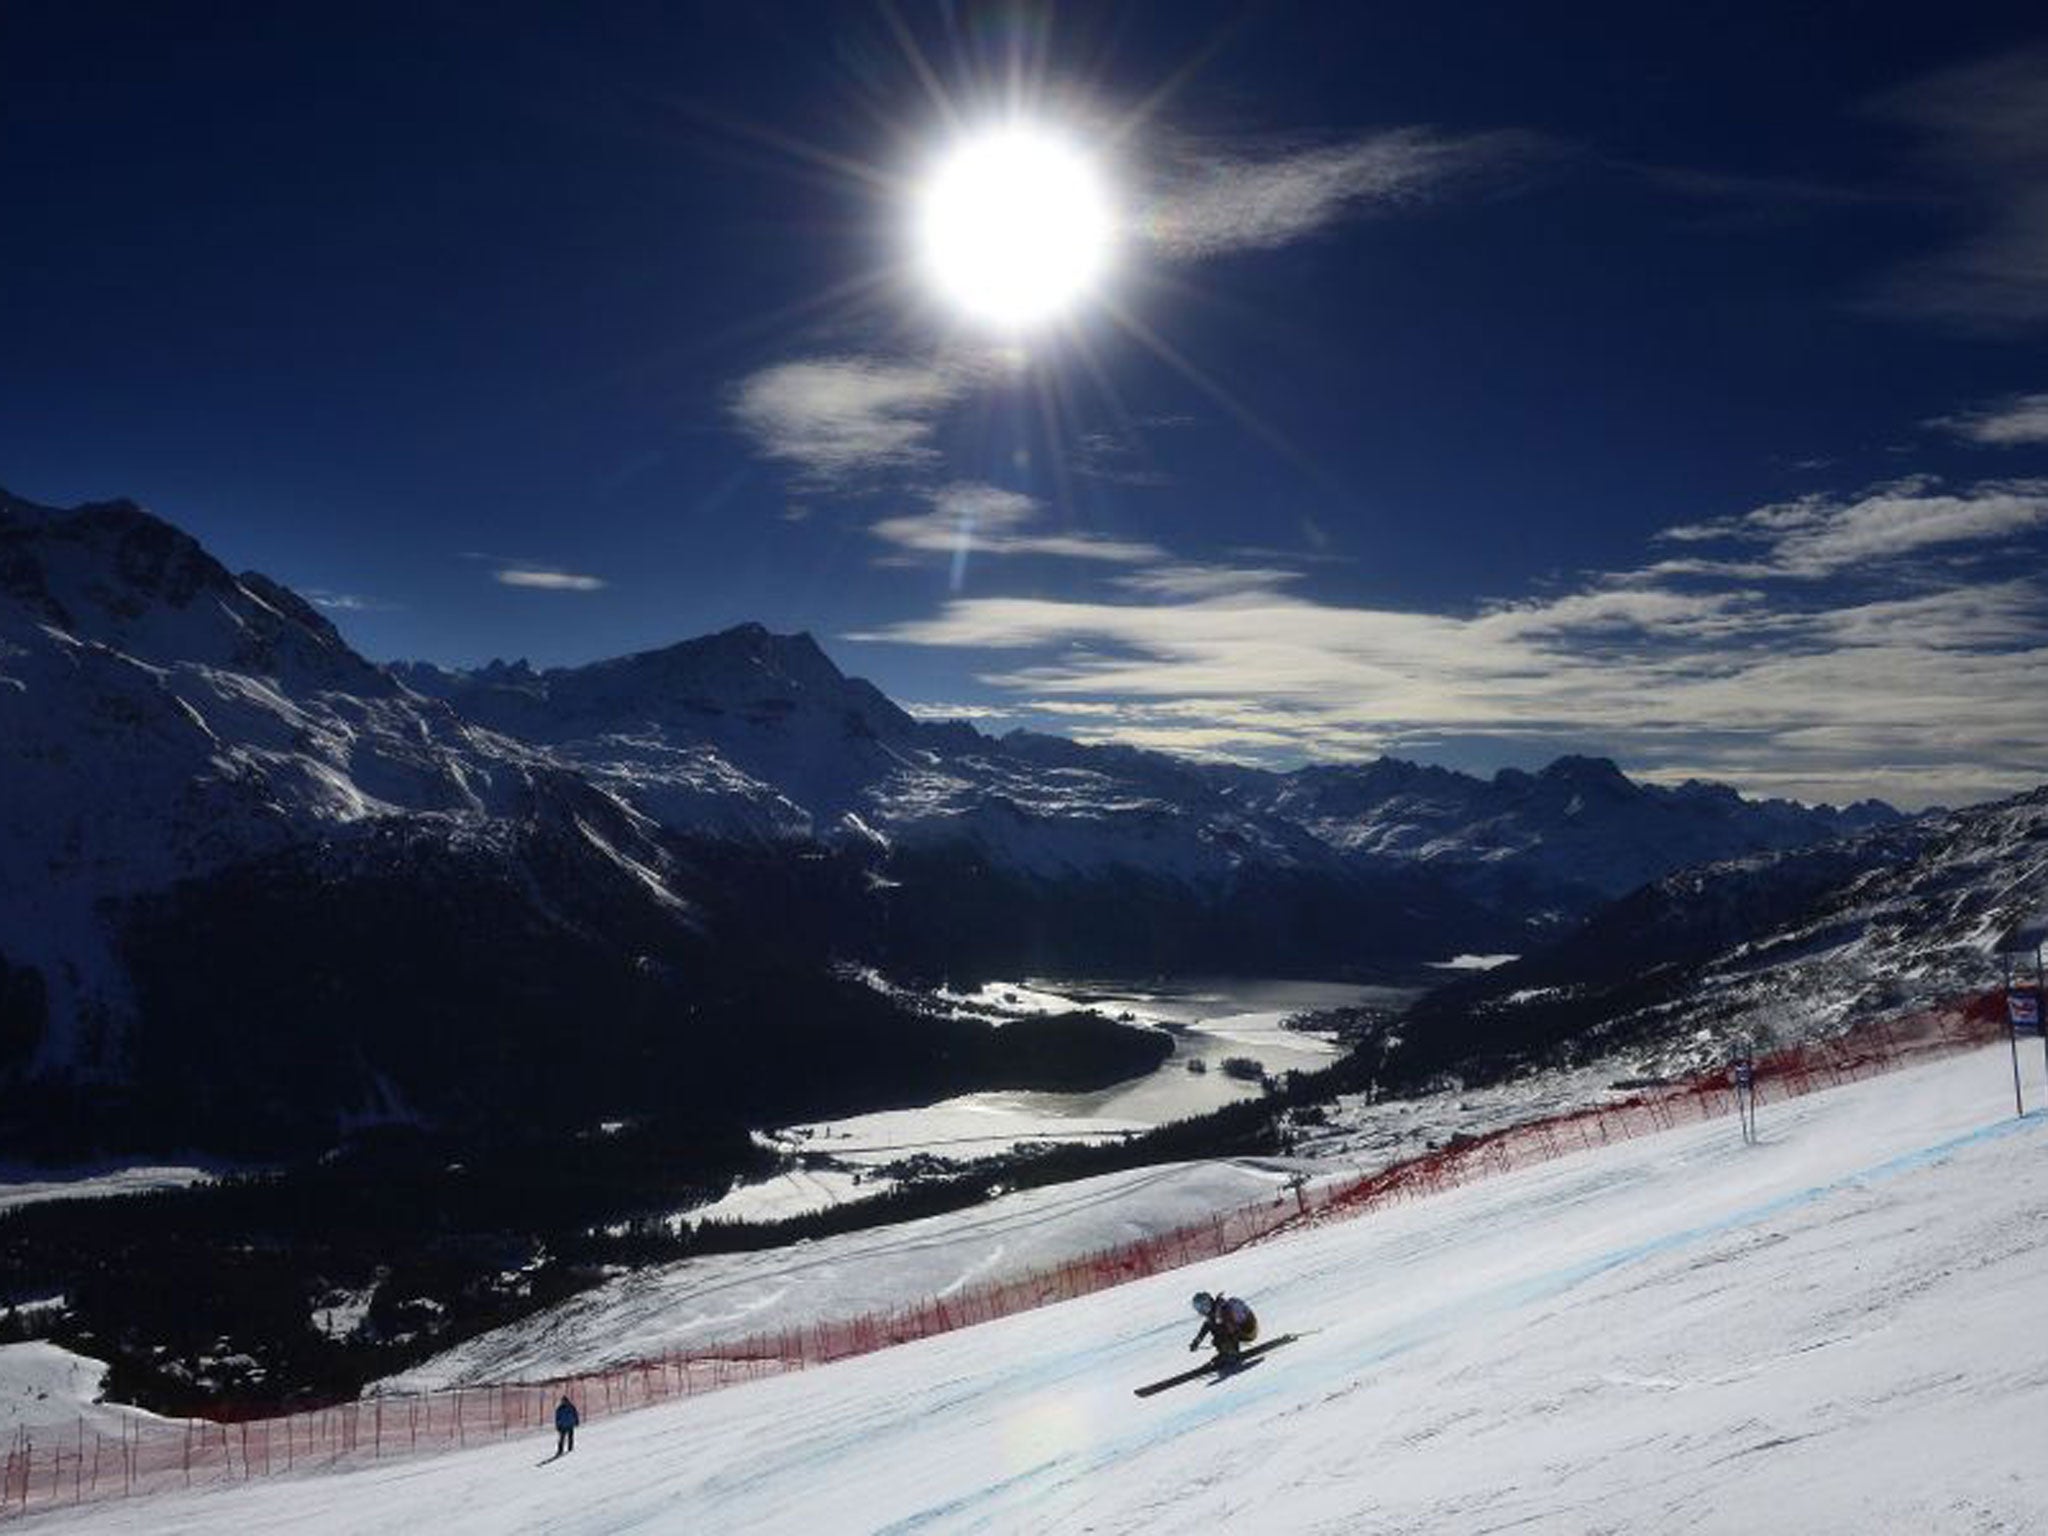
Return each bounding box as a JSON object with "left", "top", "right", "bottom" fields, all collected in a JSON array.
[{"left": 3, "top": 486, "right": 2044, "bottom": 1487}]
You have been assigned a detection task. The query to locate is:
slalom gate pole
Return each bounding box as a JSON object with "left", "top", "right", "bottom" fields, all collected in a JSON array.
[{"left": 2008, "top": 949, "right": 2027, "bottom": 1118}]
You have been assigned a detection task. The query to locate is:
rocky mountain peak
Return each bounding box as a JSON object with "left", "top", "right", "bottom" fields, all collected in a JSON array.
[
  {"left": 1538, "top": 754, "right": 1632, "bottom": 787},
  {"left": 0, "top": 490, "right": 381, "bottom": 689}
]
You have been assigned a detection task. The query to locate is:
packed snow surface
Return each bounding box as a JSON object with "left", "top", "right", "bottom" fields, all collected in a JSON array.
[{"left": 29, "top": 1045, "right": 2048, "bottom": 1533}]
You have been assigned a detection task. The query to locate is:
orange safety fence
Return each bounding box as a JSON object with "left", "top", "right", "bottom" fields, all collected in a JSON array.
[{"left": 0, "top": 991, "right": 2011, "bottom": 1518}]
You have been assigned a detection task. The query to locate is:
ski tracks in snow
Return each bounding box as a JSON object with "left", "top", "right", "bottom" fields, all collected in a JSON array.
[{"left": 867, "top": 1101, "right": 2048, "bottom": 1534}]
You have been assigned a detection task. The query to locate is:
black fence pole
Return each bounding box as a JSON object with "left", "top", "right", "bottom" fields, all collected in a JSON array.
[{"left": 2036, "top": 943, "right": 2046, "bottom": 1096}]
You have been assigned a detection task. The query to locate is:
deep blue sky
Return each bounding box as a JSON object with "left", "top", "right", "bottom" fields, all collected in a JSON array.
[{"left": 5, "top": 2, "right": 2046, "bottom": 805}]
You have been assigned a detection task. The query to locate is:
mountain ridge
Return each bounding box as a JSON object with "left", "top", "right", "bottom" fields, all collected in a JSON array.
[
  {"left": 0, "top": 488, "right": 1932, "bottom": 1152},
  {"left": 1377, "top": 784, "right": 2047, "bottom": 1089}
]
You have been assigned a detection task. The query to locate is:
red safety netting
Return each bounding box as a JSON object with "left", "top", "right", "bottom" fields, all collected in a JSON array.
[{"left": 0, "top": 993, "right": 2010, "bottom": 1518}]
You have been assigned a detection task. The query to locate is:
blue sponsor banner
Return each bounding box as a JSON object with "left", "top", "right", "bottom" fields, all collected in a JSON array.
[{"left": 2010, "top": 989, "right": 2043, "bottom": 1034}]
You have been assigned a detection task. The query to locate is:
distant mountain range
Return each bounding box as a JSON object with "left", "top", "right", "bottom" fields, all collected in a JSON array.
[
  {"left": 386, "top": 649, "right": 1899, "bottom": 916},
  {"left": 0, "top": 489, "right": 1924, "bottom": 1153},
  {"left": 1384, "top": 784, "right": 2048, "bottom": 1091}
]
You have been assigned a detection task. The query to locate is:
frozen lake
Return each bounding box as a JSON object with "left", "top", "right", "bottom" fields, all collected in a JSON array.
[{"left": 694, "top": 977, "right": 1415, "bottom": 1223}]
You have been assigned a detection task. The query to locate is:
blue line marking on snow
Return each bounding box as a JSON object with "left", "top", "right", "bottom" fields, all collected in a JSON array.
[
  {"left": 871, "top": 1108, "right": 2048, "bottom": 1534},
  {"left": 1494, "top": 1109, "right": 2047, "bottom": 1310}
]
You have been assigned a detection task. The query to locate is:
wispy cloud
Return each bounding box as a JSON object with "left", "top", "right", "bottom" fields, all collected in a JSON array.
[
  {"left": 1613, "top": 160, "right": 1925, "bottom": 210},
  {"left": 871, "top": 482, "right": 1164, "bottom": 582},
  {"left": 494, "top": 567, "right": 607, "bottom": 592},
  {"left": 1137, "top": 127, "right": 1545, "bottom": 261},
  {"left": 1867, "top": 47, "right": 2048, "bottom": 330},
  {"left": 1112, "top": 563, "right": 1301, "bottom": 600},
  {"left": 897, "top": 700, "right": 1018, "bottom": 722},
  {"left": 301, "top": 588, "right": 387, "bottom": 612},
  {"left": 1069, "top": 429, "right": 1175, "bottom": 487},
  {"left": 850, "top": 477, "right": 2048, "bottom": 807},
  {"left": 729, "top": 355, "right": 976, "bottom": 484},
  {"left": 1929, "top": 391, "right": 2048, "bottom": 446},
  {"left": 1655, "top": 477, "right": 2048, "bottom": 576}
]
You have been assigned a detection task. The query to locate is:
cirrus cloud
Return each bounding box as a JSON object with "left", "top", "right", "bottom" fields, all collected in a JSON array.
[
  {"left": 1929, "top": 392, "right": 2048, "bottom": 446},
  {"left": 870, "top": 482, "right": 1165, "bottom": 586},
  {"left": 1867, "top": 47, "right": 2048, "bottom": 331},
  {"left": 494, "top": 567, "right": 606, "bottom": 592},
  {"left": 849, "top": 478, "right": 2048, "bottom": 808},
  {"left": 1137, "top": 127, "right": 1547, "bottom": 261},
  {"left": 1654, "top": 477, "right": 2048, "bottom": 576}
]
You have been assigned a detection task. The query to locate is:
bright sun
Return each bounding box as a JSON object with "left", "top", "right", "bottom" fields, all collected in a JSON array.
[{"left": 916, "top": 125, "right": 1114, "bottom": 330}]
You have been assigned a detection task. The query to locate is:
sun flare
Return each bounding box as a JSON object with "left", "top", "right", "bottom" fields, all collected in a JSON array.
[{"left": 915, "top": 125, "right": 1114, "bottom": 330}]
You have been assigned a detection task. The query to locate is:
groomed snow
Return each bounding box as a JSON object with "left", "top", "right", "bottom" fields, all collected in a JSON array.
[
  {"left": 382, "top": 1160, "right": 1311, "bottom": 1391},
  {"left": 27, "top": 1045, "right": 2048, "bottom": 1533}
]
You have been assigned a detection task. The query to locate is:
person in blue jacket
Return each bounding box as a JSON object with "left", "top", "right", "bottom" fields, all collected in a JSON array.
[{"left": 555, "top": 1394, "right": 581, "bottom": 1455}]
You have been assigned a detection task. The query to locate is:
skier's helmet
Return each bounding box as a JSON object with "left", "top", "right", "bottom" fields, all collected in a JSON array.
[{"left": 1191, "top": 1291, "right": 1214, "bottom": 1316}]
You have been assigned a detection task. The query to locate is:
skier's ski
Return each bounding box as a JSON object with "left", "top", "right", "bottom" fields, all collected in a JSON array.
[{"left": 1132, "top": 1332, "right": 1298, "bottom": 1397}]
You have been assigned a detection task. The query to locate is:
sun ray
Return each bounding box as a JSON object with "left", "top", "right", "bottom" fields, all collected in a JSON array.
[
  {"left": 878, "top": 0, "right": 968, "bottom": 136},
  {"left": 687, "top": 267, "right": 905, "bottom": 357},
  {"left": 1024, "top": 352, "right": 1080, "bottom": 535},
  {"left": 1104, "top": 4, "right": 1263, "bottom": 149},
  {"left": 670, "top": 93, "right": 911, "bottom": 198},
  {"left": 1097, "top": 294, "right": 1314, "bottom": 473}
]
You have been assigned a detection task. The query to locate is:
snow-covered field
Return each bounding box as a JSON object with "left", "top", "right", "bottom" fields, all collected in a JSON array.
[
  {"left": 0, "top": 1162, "right": 215, "bottom": 1213},
  {"left": 24, "top": 1043, "right": 2048, "bottom": 1533},
  {"left": 0, "top": 1343, "right": 165, "bottom": 1439}
]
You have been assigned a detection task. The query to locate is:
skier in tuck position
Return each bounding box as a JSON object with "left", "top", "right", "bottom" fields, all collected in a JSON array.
[{"left": 1189, "top": 1290, "right": 1258, "bottom": 1361}]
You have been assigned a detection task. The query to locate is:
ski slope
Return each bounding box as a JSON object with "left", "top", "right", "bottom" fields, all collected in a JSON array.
[
  {"left": 381, "top": 1160, "right": 1312, "bottom": 1391},
  {"left": 28, "top": 1046, "right": 2048, "bottom": 1533}
]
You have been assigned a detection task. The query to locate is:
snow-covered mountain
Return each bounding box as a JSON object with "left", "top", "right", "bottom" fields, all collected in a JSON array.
[
  {"left": 0, "top": 492, "right": 1166, "bottom": 1151},
  {"left": 392, "top": 631, "right": 1354, "bottom": 885},
  {"left": 1391, "top": 784, "right": 2048, "bottom": 1087},
  {"left": 389, "top": 638, "right": 1906, "bottom": 972},
  {"left": 394, "top": 640, "right": 1904, "bottom": 915},
  {"left": 0, "top": 491, "right": 573, "bottom": 1069},
  {"left": 0, "top": 488, "right": 1927, "bottom": 1152},
  {"left": 1215, "top": 752, "right": 1901, "bottom": 924},
  {"left": 391, "top": 633, "right": 1509, "bottom": 977}
]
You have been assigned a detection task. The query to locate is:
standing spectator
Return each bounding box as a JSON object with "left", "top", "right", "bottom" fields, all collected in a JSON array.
[{"left": 555, "top": 1393, "right": 581, "bottom": 1456}]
